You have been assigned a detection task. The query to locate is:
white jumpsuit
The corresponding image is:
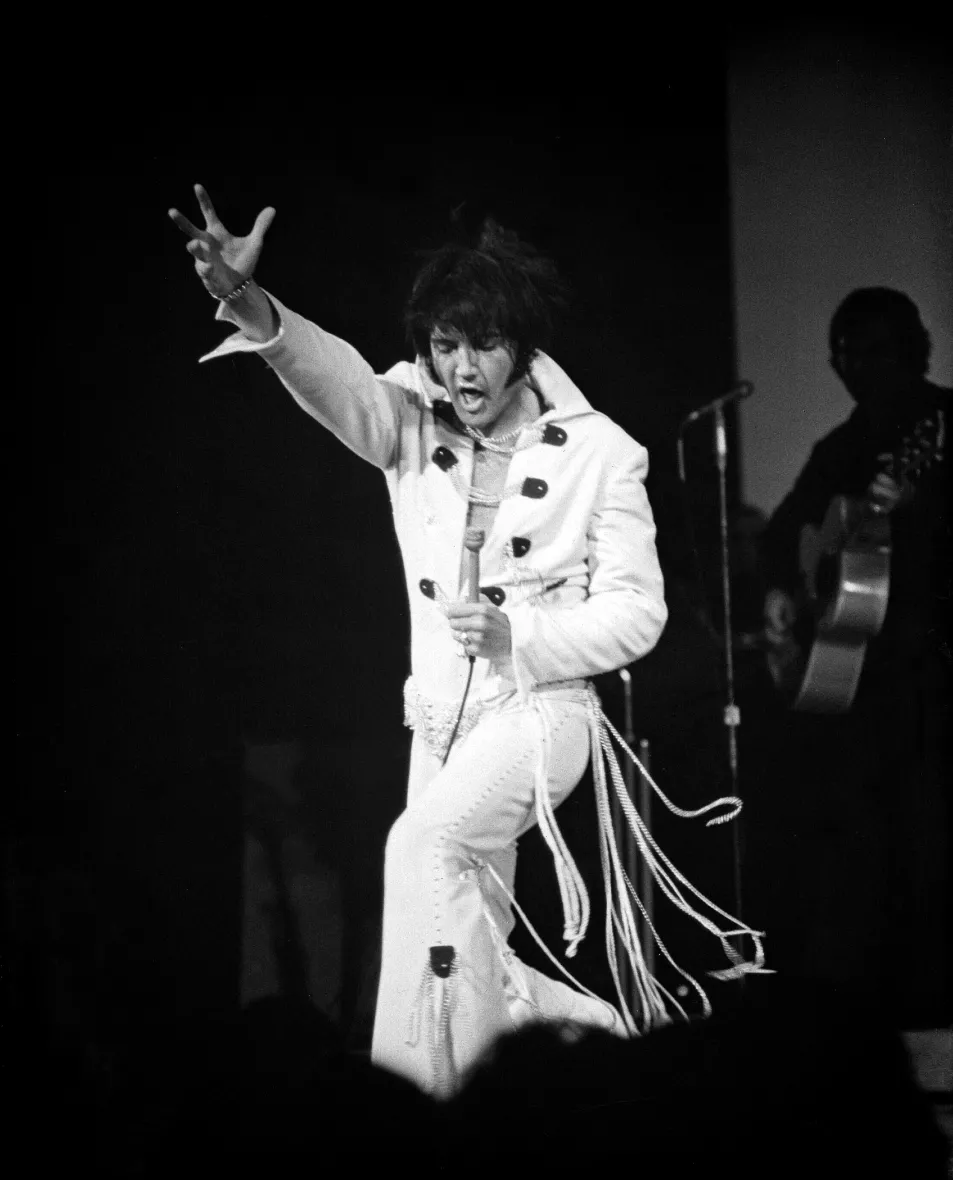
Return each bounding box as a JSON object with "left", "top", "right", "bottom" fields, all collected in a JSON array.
[{"left": 202, "top": 293, "right": 672, "bottom": 1094}]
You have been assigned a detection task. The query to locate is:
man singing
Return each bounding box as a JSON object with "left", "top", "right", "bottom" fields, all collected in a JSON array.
[{"left": 170, "top": 184, "right": 760, "bottom": 1096}]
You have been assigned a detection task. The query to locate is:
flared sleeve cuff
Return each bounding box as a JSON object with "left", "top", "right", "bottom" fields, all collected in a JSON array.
[{"left": 198, "top": 289, "right": 285, "bottom": 362}]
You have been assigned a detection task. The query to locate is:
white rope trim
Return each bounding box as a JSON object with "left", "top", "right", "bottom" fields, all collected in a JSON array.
[
  {"left": 481, "top": 860, "right": 622, "bottom": 1032},
  {"left": 584, "top": 685, "right": 771, "bottom": 1029},
  {"left": 598, "top": 704, "right": 742, "bottom": 826},
  {"left": 486, "top": 683, "right": 770, "bottom": 1040},
  {"left": 530, "top": 697, "right": 590, "bottom": 957},
  {"left": 510, "top": 682, "right": 770, "bottom": 1033}
]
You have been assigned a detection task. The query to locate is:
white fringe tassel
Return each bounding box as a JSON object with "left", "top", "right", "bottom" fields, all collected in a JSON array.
[{"left": 526, "top": 685, "right": 771, "bottom": 1036}]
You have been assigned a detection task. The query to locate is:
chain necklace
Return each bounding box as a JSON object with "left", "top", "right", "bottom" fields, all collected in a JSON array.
[
  {"left": 463, "top": 423, "right": 524, "bottom": 454},
  {"left": 464, "top": 420, "right": 550, "bottom": 456},
  {"left": 458, "top": 397, "right": 548, "bottom": 498}
]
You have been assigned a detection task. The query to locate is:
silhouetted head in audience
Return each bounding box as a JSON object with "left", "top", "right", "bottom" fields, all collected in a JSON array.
[
  {"left": 142, "top": 997, "right": 443, "bottom": 1179},
  {"left": 448, "top": 978, "right": 948, "bottom": 1177},
  {"left": 829, "top": 288, "right": 932, "bottom": 428}
]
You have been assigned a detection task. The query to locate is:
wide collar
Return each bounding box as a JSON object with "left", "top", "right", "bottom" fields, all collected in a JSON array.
[{"left": 381, "top": 352, "right": 599, "bottom": 426}]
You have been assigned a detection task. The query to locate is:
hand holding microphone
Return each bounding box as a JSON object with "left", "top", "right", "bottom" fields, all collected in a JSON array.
[{"left": 446, "top": 529, "right": 513, "bottom": 661}]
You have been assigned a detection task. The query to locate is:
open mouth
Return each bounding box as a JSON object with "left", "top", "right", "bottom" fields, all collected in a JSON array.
[{"left": 457, "top": 387, "right": 485, "bottom": 413}]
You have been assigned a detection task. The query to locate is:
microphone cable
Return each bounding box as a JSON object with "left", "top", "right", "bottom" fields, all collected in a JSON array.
[{"left": 441, "top": 654, "right": 476, "bottom": 768}]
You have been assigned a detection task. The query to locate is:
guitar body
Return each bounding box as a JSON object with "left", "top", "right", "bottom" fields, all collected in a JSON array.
[
  {"left": 792, "top": 496, "right": 892, "bottom": 713},
  {"left": 794, "top": 629, "right": 869, "bottom": 714},
  {"left": 768, "top": 413, "right": 943, "bottom": 714}
]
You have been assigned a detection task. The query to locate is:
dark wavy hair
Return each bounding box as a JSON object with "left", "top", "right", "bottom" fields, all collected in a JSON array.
[
  {"left": 829, "top": 287, "right": 931, "bottom": 376},
  {"left": 404, "top": 218, "right": 570, "bottom": 384}
]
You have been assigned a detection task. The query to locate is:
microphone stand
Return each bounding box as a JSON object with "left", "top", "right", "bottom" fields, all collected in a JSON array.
[
  {"left": 678, "top": 400, "right": 746, "bottom": 950},
  {"left": 612, "top": 670, "right": 655, "bottom": 1017},
  {"left": 713, "top": 406, "right": 745, "bottom": 941}
]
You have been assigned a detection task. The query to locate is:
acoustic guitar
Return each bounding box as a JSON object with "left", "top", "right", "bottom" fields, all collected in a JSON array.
[{"left": 771, "top": 414, "right": 945, "bottom": 714}]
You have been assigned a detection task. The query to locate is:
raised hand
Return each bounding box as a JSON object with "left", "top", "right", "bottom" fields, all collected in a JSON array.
[{"left": 168, "top": 184, "right": 275, "bottom": 299}]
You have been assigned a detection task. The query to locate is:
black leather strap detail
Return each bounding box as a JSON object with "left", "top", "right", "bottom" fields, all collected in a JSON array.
[{"left": 432, "top": 446, "right": 458, "bottom": 471}]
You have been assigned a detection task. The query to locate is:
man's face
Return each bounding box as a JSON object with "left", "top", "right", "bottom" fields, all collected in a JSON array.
[
  {"left": 429, "top": 328, "right": 524, "bottom": 434},
  {"left": 830, "top": 318, "right": 913, "bottom": 413}
]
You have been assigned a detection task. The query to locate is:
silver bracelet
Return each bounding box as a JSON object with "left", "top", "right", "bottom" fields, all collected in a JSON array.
[{"left": 210, "top": 275, "right": 254, "bottom": 303}]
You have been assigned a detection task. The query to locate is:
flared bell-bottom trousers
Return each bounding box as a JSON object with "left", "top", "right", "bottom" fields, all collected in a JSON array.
[{"left": 371, "top": 691, "right": 622, "bottom": 1097}]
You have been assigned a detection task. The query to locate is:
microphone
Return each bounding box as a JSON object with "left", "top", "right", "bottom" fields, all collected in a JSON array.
[
  {"left": 465, "top": 527, "right": 486, "bottom": 604},
  {"left": 681, "top": 382, "right": 754, "bottom": 427},
  {"left": 463, "top": 528, "right": 486, "bottom": 666}
]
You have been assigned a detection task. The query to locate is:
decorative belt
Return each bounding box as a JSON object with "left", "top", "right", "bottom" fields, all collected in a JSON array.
[{"left": 403, "top": 675, "right": 587, "bottom": 761}]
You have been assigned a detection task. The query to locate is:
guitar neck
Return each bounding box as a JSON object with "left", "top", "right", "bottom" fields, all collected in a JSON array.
[{"left": 852, "top": 412, "right": 945, "bottom": 539}]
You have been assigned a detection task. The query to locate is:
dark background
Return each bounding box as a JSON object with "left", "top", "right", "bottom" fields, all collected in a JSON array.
[{"left": 19, "top": 64, "right": 774, "bottom": 1086}]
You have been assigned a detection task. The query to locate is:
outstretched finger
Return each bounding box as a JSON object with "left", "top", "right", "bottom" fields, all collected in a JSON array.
[
  {"left": 169, "top": 208, "right": 207, "bottom": 240},
  {"left": 194, "top": 183, "right": 223, "bottom": 228},
  {"left": 251, "top": 206, "right": 276, "bottom": 240}
]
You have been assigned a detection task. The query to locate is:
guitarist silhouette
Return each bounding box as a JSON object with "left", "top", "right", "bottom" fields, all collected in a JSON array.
[
  {"left": 754, "top": 287, "right": 951, "bottom": 1027},
  {"left": 762, "top": 288, "right": 948, "bottom": 708}
]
